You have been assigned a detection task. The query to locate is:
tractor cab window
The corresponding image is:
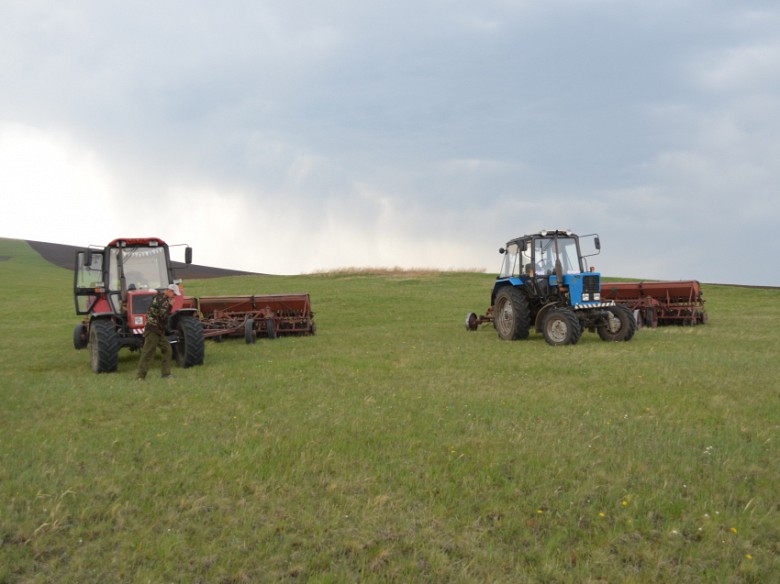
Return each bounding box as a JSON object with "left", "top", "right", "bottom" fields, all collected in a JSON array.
[
  {"left": 500, "top": 243, "right": 520, "bottom": 278},
  {"left": 74, "top": 251, "right": 104, "bottom": 314},
  {"left": 534, "top": 237, "right": 583, "bottom": 275},
  {"left": 534, "top": 239, "right": 555, "bottom": 275},
  {"left": 557, "top": 237, "right": 582, "bottom": 274},
  {"left": 75, "top": 252, "right": 103, "bottom": 289},
  {"left": 108, "top": 246, "right": 169, "bottom": 292}
]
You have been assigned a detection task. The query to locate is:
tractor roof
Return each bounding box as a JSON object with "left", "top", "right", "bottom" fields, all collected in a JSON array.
[
  {"left": 506, "top": 230, "right": 574, "bottom": 245},
  {"left": 107, "top": 237, "right": 167, "bottom": 248}
]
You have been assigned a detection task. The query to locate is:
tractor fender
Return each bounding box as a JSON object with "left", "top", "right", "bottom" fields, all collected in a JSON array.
[
  {"left": 534, "top": 302, "right": 562, "bottom": 333},
  {"left": 88, "top": 313, "right": 115, "bottom": 327},
  {"left": 490, "top": 278, "right": 523, "bottom": 305},
  {"left": 170, "top": 308, "right": 199, "bottom": 327}
]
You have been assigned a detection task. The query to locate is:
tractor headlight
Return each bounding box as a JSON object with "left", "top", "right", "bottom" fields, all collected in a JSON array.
[
  {"left": 593, "top": 293, "right": 600, "bottom": 301},
  {"left": 134, "top": 316, "right": 144, "bottom": 326}
]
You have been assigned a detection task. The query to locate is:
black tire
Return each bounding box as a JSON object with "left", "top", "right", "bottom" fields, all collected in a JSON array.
[
  {"left": 465, "top": 312, "right": 478, "bottom": 331},
  {"left": 89, "top": 319, "right": 119, "bottom": 373},
  {"left": 541, "top": 308, "right": 581, "bottom": 346},
  {"left": 174, "top": 316, "right": 205, "bottom": 367},
  {"left": 493, "top": 288, "right": 531, "bottom": 341},
  {"left": 266, "top": 317, "right": 277, "bottom": 340},
  {"left": 643, "top": 307, "right": 657, "bottom": 329},
  {"left": 597, "top": 304, "right": 637, "bottom": 342},
  {"left": 244, "top": 319, "right": 256, "bottom": 344},
  {"left": 73, "top": 323, "right": 88, "bottom": 350}
]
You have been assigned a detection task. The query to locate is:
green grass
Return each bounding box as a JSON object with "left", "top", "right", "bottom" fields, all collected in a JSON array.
[{"left": 1, "top": 237, "right": 778, "bottom": 583}]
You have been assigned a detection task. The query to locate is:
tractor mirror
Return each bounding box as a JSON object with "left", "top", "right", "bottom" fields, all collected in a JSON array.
[
  {"left": 185, "top": 247, "right": 193, "bottom": 265},
  {"left": 499, "top": 247, "right": 505, "bottom": 254},
  {"left": 84, "top": 250, "right": 93, "bottom": 267},
  {"left": 594, "top": 237, "right": 601, "bottom": 250}
]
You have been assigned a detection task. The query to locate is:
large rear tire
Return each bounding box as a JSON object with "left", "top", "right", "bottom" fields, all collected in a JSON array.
[
  {"left": 494, "top": 288, "right": 531, "bottom": 340},
  {"left": 541, "top": 308, "right": 581, "bottom": 346},
  {"left": 174, "top": 316, "right": 205, "bottom": 367},
  {"left": 597, "top": 304, "right": 637, "bottom": 342},
  {"left": 89, "top": 319, "right": 119, "bottom": 373}
]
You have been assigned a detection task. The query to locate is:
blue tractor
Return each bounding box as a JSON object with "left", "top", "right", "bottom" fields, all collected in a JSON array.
[{"left": 466, "top": 230, "right": 636, "bottom": 345}]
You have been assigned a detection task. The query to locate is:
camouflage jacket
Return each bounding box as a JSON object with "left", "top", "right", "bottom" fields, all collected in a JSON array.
[{"left": 145, "top": 293, "right": 174, "bottom": 335}]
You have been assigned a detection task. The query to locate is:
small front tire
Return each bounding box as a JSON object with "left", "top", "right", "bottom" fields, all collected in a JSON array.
[
  {"left": 597, "top": 304, "right": 637, "bottom": 342},
  {"left": 541, "top": 309, "right": 582, "bottom": 346}
]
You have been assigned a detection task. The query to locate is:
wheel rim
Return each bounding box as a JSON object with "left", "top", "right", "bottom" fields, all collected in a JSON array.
[
  {"left": 495, "top": 299, "right": 513, "bottom": 336},
  {"left": 606, "top": 311, "right": 622, "bottom": 333},
  {"left": 546, "top": 318, "right": 568, "bottom": 344}
]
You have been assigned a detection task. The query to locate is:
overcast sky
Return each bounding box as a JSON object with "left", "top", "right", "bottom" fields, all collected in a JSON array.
[{"left": 2, "top": 1, "right": 779, "bottom": 285}]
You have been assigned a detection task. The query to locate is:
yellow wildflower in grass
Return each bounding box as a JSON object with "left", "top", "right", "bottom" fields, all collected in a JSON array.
[{"left": 730, "top": 527, "right": 738, "bottom": 534}]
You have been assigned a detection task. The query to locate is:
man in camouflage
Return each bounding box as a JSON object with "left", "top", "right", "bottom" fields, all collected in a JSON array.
[{"left": 136, "top": 283, "right": 180, "bottom": 380}]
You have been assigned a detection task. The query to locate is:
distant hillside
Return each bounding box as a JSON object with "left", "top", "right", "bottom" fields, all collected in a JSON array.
[{"left": 26, "top": 239, "right": 262, "bottom": 279}]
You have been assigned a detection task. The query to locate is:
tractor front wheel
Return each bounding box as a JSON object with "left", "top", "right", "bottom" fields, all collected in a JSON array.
[
  {"left": 174, "top": 316, "right": 205, "bottom": 367},
  {"left": 597, "top": 304, "right": 637, "bottom": 342},
  {"left": 541, "top": 309, "right": 582, "bottom": 346},
  {"left": 89, "top": 319, "right": 119, "bottom": 373},
  {"left": 494, "top": 288, "right": 531, "bottom": 341}
]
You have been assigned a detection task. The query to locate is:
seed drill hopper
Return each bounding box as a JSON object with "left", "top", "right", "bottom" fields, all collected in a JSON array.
[
  {"left": 600, "top": 280, "right": 707, "bottom": 328},
  {"left": 189, "top": 293, "right": 316, "bottom": 343}
]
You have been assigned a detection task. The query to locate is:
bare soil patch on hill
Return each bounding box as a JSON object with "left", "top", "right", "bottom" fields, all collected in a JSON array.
[{"left": 26, "top": 240, "right": 261, "bottom": 279}]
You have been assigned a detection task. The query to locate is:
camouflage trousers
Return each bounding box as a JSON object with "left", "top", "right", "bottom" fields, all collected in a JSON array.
[{"left": 136, "top": 331, "right": 173, "bottom": 379}]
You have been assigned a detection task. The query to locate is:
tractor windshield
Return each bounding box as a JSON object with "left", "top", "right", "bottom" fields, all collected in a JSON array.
[
  {"left": 534, "top": 237, "right": 582, "bottom": 275},
  {"left": 108, "top": 246, "right": 170, "bottom": 291}
]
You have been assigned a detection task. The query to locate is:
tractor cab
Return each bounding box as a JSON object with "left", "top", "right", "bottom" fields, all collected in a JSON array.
[
  {"left": 74, "top": 238, "right": 187, "bottom": 318},
  {"left": 497, "top": 230, "right": 602, "bottom": 307}
]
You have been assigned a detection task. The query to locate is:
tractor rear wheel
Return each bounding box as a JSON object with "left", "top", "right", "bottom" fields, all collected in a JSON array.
[
  {"left": 494, "top": 288, "right": 531, "bottom": 341},
  {"left": 174, "top": 316, "right": 205, "bottom": 367},
  {"left": 597, "top": 304, "right": 637, "bottom": 342},
  {"left": 541, "top": 308, "right": 581, "bottom": 346},
  {"left": 89, "top": 319, "right": 119, "bottom": 373}
]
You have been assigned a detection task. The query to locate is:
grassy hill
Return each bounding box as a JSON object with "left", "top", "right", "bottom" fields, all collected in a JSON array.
[{"left": 1, "top": 237, "right": 778, "bottom": 583}]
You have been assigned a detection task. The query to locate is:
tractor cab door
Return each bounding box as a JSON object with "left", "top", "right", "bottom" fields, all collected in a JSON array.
[{"left": 74, "top": 250, "right": 104, "bottom": 315}]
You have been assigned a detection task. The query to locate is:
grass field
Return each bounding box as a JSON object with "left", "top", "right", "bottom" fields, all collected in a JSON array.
[{"left": 1, "top": 237, "right": 778, "bottom": 583}]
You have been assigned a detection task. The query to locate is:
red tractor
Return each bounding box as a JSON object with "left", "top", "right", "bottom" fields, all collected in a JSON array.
[{"left": 72, "top": 237, "right": 205, "bottom": 373}]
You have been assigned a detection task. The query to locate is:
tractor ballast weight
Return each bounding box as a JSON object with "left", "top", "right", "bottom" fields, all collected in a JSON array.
[
  {"left": 72, "top": 238, "right": 205, "bottom": 373},
  {"left": 466, "top": 230, "right": 636, "bottom": 345}
]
